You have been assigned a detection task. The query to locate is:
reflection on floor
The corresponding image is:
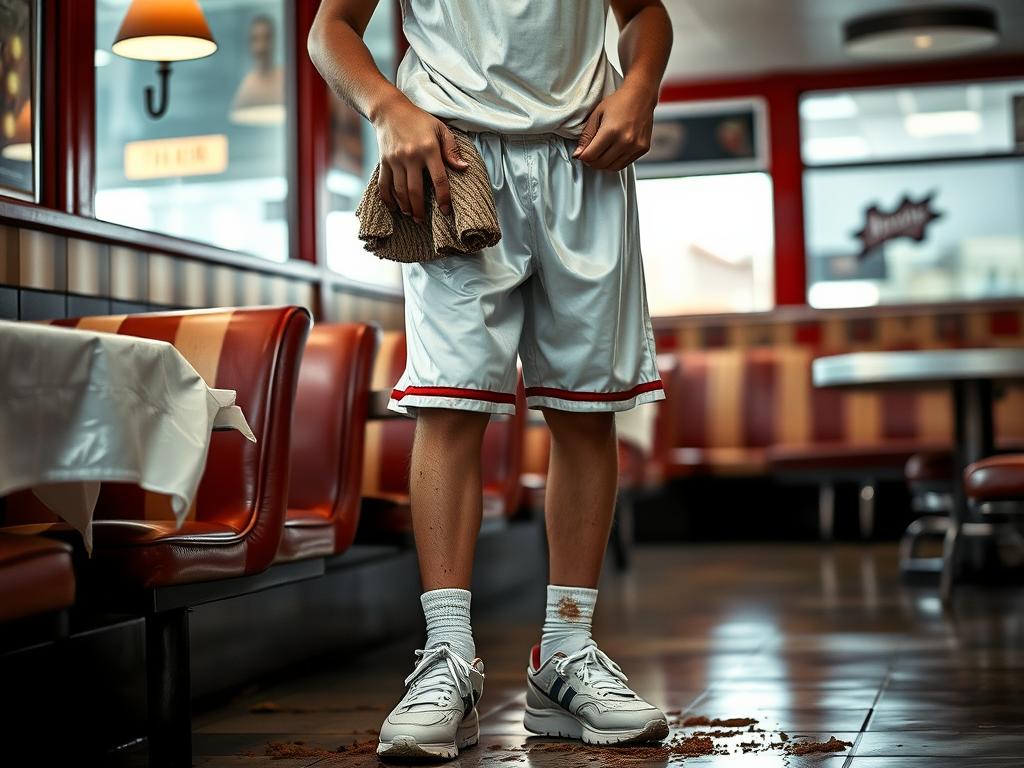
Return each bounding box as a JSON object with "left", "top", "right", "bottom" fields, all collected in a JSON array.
[{"left": 120, "top": 544, "right": 1024, "bottom": 766}]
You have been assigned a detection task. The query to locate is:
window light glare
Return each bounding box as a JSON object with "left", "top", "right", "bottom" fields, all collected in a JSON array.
[
  {"left": 913, "top": 34, "right": 935, "bottom": 49},
  {"left": 904, "top": 110, "right": 981, "bottom": 138},
  {"left": 803, "top": 136, "right": 871, "bottom": 163},
  {"left": 801, "top": 94, "right": 859, "bottom": 121}
]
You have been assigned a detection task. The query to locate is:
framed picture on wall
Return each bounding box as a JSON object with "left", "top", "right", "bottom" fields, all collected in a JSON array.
[{"left": 0, "top": 0, "right": 36, "bottom": 201}]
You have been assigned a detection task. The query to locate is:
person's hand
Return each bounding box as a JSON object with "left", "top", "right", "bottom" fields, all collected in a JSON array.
[
  {"left": 574, "top": 82, "right": 658, "bottom": 171},
  {"left": 372, "top": 95, "right": 468, "bottom": 222}
]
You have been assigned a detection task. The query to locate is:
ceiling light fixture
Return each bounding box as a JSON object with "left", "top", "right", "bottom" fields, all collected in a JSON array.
[{"left": 844, "top": 6, "right": 999, "bottom": 60}]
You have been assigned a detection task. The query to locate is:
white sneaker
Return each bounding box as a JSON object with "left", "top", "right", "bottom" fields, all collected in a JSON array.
[
  {"left": 524, "top": 641, "right": 669, "bottom": 745},
  {"left": 378, "top": 644, "right": 485, "bottom": 761}
]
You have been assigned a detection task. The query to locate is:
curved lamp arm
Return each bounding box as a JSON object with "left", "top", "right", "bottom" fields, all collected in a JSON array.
[{"left": 145, "top": 61, "right": 173, "bottom": 119}]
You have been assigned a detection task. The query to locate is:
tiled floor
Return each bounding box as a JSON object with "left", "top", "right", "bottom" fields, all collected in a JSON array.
[{"left": 120, "top": 544, "right": 1024, "bottom": 766}]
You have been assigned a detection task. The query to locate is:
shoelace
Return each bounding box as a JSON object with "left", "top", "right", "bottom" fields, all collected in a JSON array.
[
  {"left": 555, "top": 642, "right": 634, "bottom": 698},
  {"left": 400, "top": 644, "right": 476, "bottom": 710}
]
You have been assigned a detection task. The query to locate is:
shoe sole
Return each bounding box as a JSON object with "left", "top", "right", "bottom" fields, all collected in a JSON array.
[
  {"left": 524, "top": 705, "right": 669, "bottom": 746},
  {"left": 377, "top": 720, "right": 479, "bottom": 761}
]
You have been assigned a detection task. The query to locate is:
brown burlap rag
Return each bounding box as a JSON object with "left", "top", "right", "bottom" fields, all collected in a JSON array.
[{"left": 355, "top": 129, "right": 501, "bottom": 263}]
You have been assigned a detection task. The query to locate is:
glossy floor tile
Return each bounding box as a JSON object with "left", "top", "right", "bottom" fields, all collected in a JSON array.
[{"left": 110, "top": 544, "right": 1024, "bottom": 765}]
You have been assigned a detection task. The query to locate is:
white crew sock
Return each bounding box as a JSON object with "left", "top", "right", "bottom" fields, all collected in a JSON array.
[
  {"left": 421, "top": 588, "right": 475, "bottom": 662},
  {"left": 539, "top": 584, "right": 598, "bottom": 663}
]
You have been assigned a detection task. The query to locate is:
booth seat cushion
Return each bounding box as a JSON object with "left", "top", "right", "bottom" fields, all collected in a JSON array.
[
  {"left": 668, "top": 447, "right": 769, "bottom": 477},
  {"left": 0, "top": 533, "right": 75, "bottom": 623},
  {"left": 768, "top": 440, "right": 950, "bottom": 474},
  {"left": 964, "top": 455, "right": 1024, "bottom": 502}
]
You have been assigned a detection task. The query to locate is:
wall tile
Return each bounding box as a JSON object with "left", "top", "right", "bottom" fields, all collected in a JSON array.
[
  {"left": 210, "top": 265, "right": 238, "bottom": 307},
  {"left": 67, "top": 239, "right": 111, "bottom": 297},
  {"left": 110, "top": 300, "right": 150, "bottom": 315},
  {"left": 68, "top": 294, "right": 113, "bottom": 318},
  {"left": 180, "top": 259, "right": 209, "bottom": 308},
  {"left": 0, "top": 224, "right": 19, "bottom": 286},
  {"left": 18, "top": 230, "right": 67, "bottom": 291},
  {"left": 0, "top": 285, "right": 17, "bottom": 319},
  {"left": 149, "top": 253, "right": 181, "bottom": 306},
  {"left": 19, "top": 289, "right": 67, "bottom": 321},
  {"left": 110, "top": 247, "right": 149, "bottom": 301}
]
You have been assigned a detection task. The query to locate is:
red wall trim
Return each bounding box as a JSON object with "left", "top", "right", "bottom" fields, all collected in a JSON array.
[
  {"left": 659, "top": 55, "right": 1024, "bottom": 309},
  {"left": 41, "top": 0, "right": 95, "bottom": 216},
  {"left": 292, "top": 0, "right": 328, "bottom": 265}
]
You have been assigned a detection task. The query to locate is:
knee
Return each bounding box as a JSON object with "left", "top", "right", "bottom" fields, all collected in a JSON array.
[
  {"left": 417, "top": 408, "right": 491, "bottom": 443},
  {"left": 543, "top": 409, "right": 615, "bottom": 445}
]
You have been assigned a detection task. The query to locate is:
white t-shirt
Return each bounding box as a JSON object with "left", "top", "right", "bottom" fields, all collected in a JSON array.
[{"left": 396, "top": 0, "right": 619, "bottom": 138}]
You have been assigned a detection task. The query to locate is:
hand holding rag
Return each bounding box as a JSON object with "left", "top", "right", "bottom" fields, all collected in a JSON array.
[{"left": 356, "top": 129, "right": 501, "bottom": 263}]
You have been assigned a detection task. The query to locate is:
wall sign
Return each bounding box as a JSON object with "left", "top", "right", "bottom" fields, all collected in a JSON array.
[
  {"left": 855, "top": 193, "right": 942, "bottom": 257},
  {"left": 124, "top": 134, "right": 229, "bottom": 180},
  {"left": 637, "top": 98, "right": 769, "bottom": 179}
]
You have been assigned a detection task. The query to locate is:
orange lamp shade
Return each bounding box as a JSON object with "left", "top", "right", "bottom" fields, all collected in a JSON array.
[
  {"left": 2, "top": 100, "right": 32, "bottom": 162},
  {"left": 112, "top": 0, "right": 217, "bottom": 62}
]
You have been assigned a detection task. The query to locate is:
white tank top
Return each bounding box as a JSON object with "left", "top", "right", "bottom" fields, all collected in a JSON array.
[{"left": 396, "top": 0, "right": 618, "bottom": 138}]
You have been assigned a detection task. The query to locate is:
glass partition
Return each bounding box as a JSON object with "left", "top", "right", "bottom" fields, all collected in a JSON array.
[
  {"left": 95, "top": 0, "right": 292, "bottom": 262},
  {"left": 322, "top": 1, "right": 401, "bottom": 290},
  {"left": 802, "top": 80, "right": 1024, "bottom": 307}
]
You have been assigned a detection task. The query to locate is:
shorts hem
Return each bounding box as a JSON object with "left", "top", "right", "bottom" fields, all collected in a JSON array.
[
  {"left": 388, "top": 386, "right": 517, "bottom": 418},
  {"left": 525, "top": 383, "right": 666, "bottom": 413}
]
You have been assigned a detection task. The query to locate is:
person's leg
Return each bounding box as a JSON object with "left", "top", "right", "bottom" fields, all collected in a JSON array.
[
  {"left": 410, "top": 407, "right": 491, "bottom": 592},
  {"left": 543, "top": 408, "right": 618, "bottom": 588}
]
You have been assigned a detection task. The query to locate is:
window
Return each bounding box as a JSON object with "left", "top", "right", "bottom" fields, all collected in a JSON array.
[
  {"left": 637, "top": 173, "right": 775, "bottom": 316},
  {"left": 95, "top": 0, "right": 292, "bottom": 262},
  {"left": 323, "top": 2, "right": 401, "bottom": 290},
  {"left": 802, "top": 80, "right": 1024, "bottom": 308},
  {"left": 636, "top": 99, "right": 775, "bottom": 316},
  {"left": 0, "top": 0, "right": 37, "bottom": 200}
]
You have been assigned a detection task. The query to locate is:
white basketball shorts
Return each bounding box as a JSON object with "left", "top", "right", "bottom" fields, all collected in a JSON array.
[{"left": 388, "top": 132, "right": 664, "bottom": 417}]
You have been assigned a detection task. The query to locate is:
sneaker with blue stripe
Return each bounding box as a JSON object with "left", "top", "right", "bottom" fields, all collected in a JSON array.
[
  {"left": 524, "top": 641, "right": 669, "bottom": 745},
  {"left": 378, "top": 644, "right": 484, "bottom": 761}
]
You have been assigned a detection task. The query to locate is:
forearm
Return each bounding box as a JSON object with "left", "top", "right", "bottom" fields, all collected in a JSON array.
[
  {"left": 307, "top": 7, "right": 410, "bottom": 124},
  {"left": 616, "top": 3, "right": 672, "bottom": 109}
]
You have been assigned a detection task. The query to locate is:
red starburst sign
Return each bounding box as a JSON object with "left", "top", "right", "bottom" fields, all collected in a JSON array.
[{"left": 855, "top": 193, "right": 942, "bottom": 257}]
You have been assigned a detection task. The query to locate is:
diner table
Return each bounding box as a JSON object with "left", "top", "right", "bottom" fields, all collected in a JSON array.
[
  {"left": 0, "top": 320, "right": 256, "bottom": 552},
  {"left": 813, "top": 348, "right": 1024, "bottom": 600}
]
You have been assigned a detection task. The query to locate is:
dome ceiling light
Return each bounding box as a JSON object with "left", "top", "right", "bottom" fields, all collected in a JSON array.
[{"left": 844, "top": 6, "right": 1000, "bottom": 60}]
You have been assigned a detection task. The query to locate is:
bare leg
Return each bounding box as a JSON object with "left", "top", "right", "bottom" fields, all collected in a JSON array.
[
  {"left": 542, "top": 409, "right": 618, "bottom": 588},
  {"left": 410, "top": 408, "right": 491, "bottom": 590}
]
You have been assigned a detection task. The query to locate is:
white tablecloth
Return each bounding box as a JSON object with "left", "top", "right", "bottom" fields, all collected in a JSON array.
[{"left": 0, "top": 320, "right": 256, "bottom": 552}]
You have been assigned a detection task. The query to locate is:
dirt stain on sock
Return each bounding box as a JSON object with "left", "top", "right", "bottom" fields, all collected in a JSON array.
[{"left": 557, "top": 596, "right": 582, "bottom": 621}]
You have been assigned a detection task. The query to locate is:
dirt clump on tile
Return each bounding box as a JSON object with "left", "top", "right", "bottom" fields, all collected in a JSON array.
[
  {"left": 264, "top": 738, "right": 378, "bottom": 760},
  {"left": 682, "top": 715, "right": 758, "bottom": 727},
  {"left": 787, "top": 736, "right": 853, "bottom": 755},
  {"left": 265, "top": 741, "right": 339, "bottom": 759},
  {"left": 528, "top": 734, "right": 717, "bottom": 761},
  {"left": 557, "top": 596, "right": 582, "bottom": 620}
]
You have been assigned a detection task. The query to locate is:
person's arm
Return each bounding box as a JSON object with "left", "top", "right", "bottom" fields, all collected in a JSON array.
[
  {"left": 576, "top": 0, "right": 673, "bottom": 171},
  {"left": 308, "top": 0, "right": 466, "bottom": 221}
]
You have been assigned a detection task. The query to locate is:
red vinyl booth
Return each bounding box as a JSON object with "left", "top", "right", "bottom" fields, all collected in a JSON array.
[{"left": 277, "top": 322, "right": 377, "bottom": 562}]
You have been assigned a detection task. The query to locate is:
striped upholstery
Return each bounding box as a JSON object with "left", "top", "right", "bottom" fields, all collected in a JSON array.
[
  {"left": 3, "top": 307, "right": 311, "bottom": 587},
  {"left": 667, "top": 346, "right": 1024, "bottom": 477},
  {"left": 361, "top": 331, "right": 527, "bottom": 534},
  {"left": 278, "top": 323, "right": 378, "bottom": 562}
]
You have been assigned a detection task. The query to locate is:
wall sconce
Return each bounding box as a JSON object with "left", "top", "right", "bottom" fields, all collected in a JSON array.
[{"left": 112, "top": 0, "right": 218, "bottom": 120}]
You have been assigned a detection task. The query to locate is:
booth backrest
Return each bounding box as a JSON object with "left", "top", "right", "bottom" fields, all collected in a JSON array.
[{"left": 289, "top": 322, "right": 377, "bottom": 552}]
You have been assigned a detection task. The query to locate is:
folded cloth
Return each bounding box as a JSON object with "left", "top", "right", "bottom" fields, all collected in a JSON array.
[{"left": 356, "top": 129, "right": 501, "bottom": 263}]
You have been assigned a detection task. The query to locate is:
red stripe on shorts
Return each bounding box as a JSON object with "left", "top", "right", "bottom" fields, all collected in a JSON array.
[
  {"left": 391, "top": 385, "right": 517, "bottom": 405},
  {"left": 524, "top": 380, "right": 664, "bottom": 402}
]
